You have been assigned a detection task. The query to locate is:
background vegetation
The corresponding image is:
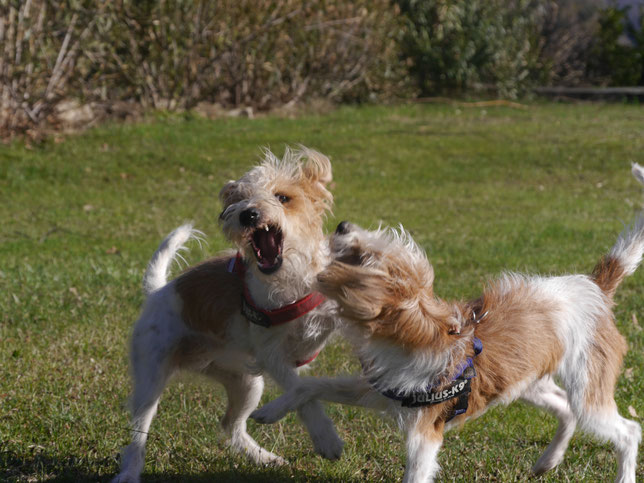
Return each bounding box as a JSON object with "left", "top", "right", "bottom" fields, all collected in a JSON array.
[
  {"left": 2, "top": 0, "right": 643, "bottom": 138},
  {"left": 0, "top": 0, "right": 406, "bottom": 137},
  {"left": 1, "top": 102, "right": 643, "bottom": 481},
  {"left": 396, "top": 0, "right": 547, "bottom": 98}
]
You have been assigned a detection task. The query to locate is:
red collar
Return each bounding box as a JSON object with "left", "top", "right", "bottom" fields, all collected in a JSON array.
[
  {"left": 294, "top": 350, "right": 320, "bottom": 368},
  {"left": 228, "top": 252, "right": 325, "bottom": 366}
]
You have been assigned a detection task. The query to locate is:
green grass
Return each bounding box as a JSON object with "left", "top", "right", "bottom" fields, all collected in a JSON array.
[{"left": 1, "top": 102, "right": 643, "bottom": 482}]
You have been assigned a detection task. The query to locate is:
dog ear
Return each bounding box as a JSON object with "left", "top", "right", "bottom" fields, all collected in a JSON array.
[
  {"left": 300, "top": 148, "right": 332, "bottom": 186},
  {"left": 317, "top": 261, "right": 388, "bottom": 321},
  {"left": 219, "top": 180, "right": 238, "bottom": 205}
]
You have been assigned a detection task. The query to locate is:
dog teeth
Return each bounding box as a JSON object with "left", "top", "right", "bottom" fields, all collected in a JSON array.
[{"left": 265, "top": 226, "right": 269, "bottom": 231}]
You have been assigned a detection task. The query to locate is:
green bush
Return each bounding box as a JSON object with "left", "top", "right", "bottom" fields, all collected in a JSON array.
[
  {"left": 1, "top": 0, "right": 408, "bottom": 136},
  {"left": 0, "top": 0, "right": 96, "bottom": 135},
  {"left": 93, "top": 0, "right": 409, "bottom": 109},
  {"left": 587, "top": 5, "right": 644, "bottom": 86},
  {"left": 395, "top": 0, "right": 548, "bottom": 98},
  {"left": 537, "top": 0, "right": 603, "bottom": 86},
  {"left": 2, "top": 0, "right": 643, "bottom": 138}
]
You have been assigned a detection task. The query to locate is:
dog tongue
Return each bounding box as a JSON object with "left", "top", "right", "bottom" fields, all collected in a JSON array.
[{"left": 255, "top": 229, "right": 279, "bottom": 263}]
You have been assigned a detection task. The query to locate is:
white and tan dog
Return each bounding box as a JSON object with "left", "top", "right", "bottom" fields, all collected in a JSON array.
[
  {"left": 113, "top": 147, "right": 343, "bottom": 483},
  {"left": 253, "top": 218, "right": 643, "bottom": 482}
]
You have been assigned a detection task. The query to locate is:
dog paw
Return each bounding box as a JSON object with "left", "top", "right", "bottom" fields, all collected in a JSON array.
[
  {"left": 252, "top": 447, "right": 287, "bottom": 466},
  {"left": 312, "top": 428, "right": 344, "bottom": 460},
  {"left": 262, "top": 453, "right": 287, "bottom": 466},
  {"left": 251, "top": 401, "right": 289, "bottom": 424},
  {"left": 531, "top": 463, "right": 550, "bottom": 477},
  {"left": 531, "top": 454, "right": 561, "bottom": 476}
]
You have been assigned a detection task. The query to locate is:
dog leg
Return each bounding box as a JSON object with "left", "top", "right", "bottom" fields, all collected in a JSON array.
[
  {"left": 113, "top": 356, "right": 172, "bottom": 483},
  {"left": 520, "top": 376, "right": 577, "bottom": 475},
  {"left": 297, "top": 400, "right": 344, "bottom": 460},
  {"left": 577, "top": 406, "right": 641, "bottom": 483},
  {"left": 252, "top": 376, "right": 383, "bottom": 424},
  {"left": 403, "top": 413, "right": 444, "bottom": 483},
  {"left": 263, "top": 367, "right": 346, "bottom": 460},
  {"left": 292, "top": 376, "right": 388, "bottom": 460},
  {"left": 215, "top": 370, "right": 286, "bottom": 465}
]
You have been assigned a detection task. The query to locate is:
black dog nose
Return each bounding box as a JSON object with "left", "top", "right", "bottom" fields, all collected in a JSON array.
[
  {"left": 336, "top": 221, "right": 352, "bottom": 235},
  {"left": 240, "top": 208, "right": 260, "bottom": 227}
]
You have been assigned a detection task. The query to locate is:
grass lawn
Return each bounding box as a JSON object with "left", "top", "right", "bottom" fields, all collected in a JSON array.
[{"left": 1, "top": 102, "right": 643, "bottom": 482}]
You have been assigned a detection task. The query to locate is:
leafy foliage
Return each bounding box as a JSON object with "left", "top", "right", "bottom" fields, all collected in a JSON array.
[
  {"left": 0, "top": 0, "right": 408, "bottom": 137},
  {"left": 2, "top": 0, "right": 644, "bottom": 139},
  {"left": 395, "top": 0, "right": 548, "bottom": 98},
  {"left": 587, "top": 4, "right": 644, "bottom": 86},
  {"left": 0, "top": 0, "right": 98, "bottom": 135},
  {"left": 92, "top": 0, "right": 408, "bottom": 109},
  {"left": 537, "top": 0, "right": 604, "bottom": 86}
]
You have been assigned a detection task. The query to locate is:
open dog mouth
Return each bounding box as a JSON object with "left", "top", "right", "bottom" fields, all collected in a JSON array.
[{"left": 250, "top": 225, "right": 283, "bottom": 274}]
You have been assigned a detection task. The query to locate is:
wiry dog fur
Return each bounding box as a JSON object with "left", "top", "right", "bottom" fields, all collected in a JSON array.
[
  {"left": 113, "top": 147, "right": 343, "bottom": 483},
  {"left": 253, "top": 218, "right": 643, "bottom": 483}
]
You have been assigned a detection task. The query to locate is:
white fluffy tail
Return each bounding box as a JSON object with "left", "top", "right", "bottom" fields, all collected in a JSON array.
[
  {"left": 591, "top": 168, "right": 644, "bottom": 297},
  {"left": 632, "top": 162, "right": 644, "bottom": 186},
  {"left": 143, "top": 224, "right": 201, "bottom": 295},
  {"left": 609, "top": 214, "right": 644, "bottom": 278}
]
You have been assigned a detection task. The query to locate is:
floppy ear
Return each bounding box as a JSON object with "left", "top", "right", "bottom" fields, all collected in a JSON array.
[
  {"left": 219, "top": 180, "right": 238, "bottom": 205},
  {"left": 317, "top": 261, "right": 388, "bottom": 321},
  {"left": 300, "top": 148, "right": 332, "bottom": 186}
]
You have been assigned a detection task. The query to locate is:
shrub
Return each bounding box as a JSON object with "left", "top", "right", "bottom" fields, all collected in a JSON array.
[
  {"left": 0, "top": 0, "right": 96, "bottom": 135},
  {"left": 395, "top": 0, "right": 549, "bottom": 99},
  {"left": 587, "top": 4, "right": 644, "bottom": 86},
  {"left": 537, "top": 0, "right": 603, "bottom": 86},
  {"left": 1, "top": 0, "right": 408, "bottom": 137},
  {"left": 93, "top": 0, "right": 409, "bottom": 109}
]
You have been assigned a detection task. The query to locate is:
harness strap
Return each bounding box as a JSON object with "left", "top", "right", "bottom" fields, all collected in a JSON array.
[{"left": 375, "top": 337, "right": 483, "bottom": 420}]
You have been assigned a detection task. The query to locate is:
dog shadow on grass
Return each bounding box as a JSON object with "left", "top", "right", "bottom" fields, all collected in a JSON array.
[
  {"left": 0, "top": 448, "right": 113, "bottom": 483},
  {"left": 0, "top": 449, "right": 367, "bottom": 483},
  {"left": 137, "top": 470, "right": 366, "bottom": 483}
]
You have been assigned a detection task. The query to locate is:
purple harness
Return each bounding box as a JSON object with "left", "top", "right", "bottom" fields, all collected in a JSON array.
[{"left": 375, "top": 337, "right": 483, "bottom": 421}]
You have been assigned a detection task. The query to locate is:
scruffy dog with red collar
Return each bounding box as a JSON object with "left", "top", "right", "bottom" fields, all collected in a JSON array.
[
  {"left": 113, "top": 147, "right": 343, "bottom": 483},
  {"left": 253, "top": 218, "right": 643, "bottom": 483}
]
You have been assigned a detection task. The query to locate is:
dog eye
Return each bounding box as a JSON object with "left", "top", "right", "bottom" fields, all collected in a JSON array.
[{"left": 275, "top": 193, "right": 290, "bottom": 204}]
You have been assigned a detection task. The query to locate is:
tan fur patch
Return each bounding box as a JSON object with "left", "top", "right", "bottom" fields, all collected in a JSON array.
[
  {"left": 317, "top": 250, "right": 454, "bottom": 351},
  {"left": 317, "top": 261, "right": 390, "bottom": 321},
  {"left": 365, "top": 251, "right": 456, "bottom": 350},
  {"left": 417, "top": 405, "right": 446, "bottom": 440},
  {"left": 591, "top": 255, "right": 626, "bottom": 299},
  {"left": 372, "top": 297, "right": 454, "bottom": 352},
  {"left": 174, "top": 253, "right": 243, "bottom": 335},
  {"left": 462, "top": 281, "right": 564, "bottom": 416},
  {"left": 583, "top": 314, "right": 627, "bottom": 410}
]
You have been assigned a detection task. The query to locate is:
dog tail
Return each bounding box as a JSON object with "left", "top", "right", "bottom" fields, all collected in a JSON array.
[
  {"left": 143, "top": 224, "right": 200, "bottom": 295},
  {"left": 592, "top": 214, "right": 644, "bottom": 299},
  {"left": 631, "top": 162, "right": 644, "bottom": 186}
]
